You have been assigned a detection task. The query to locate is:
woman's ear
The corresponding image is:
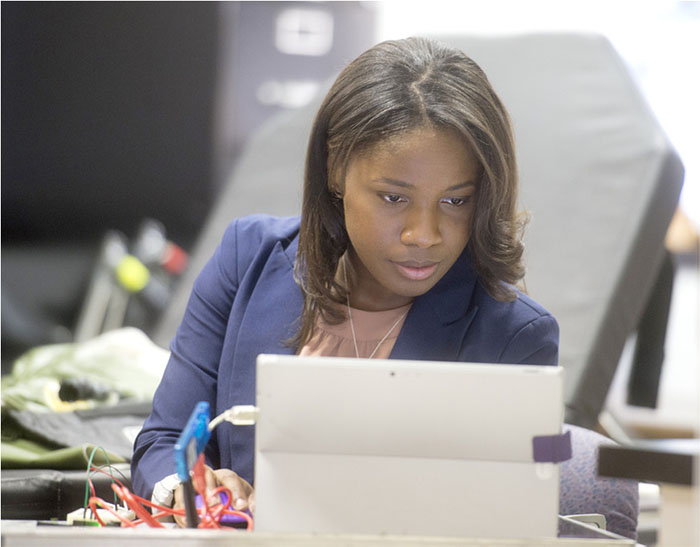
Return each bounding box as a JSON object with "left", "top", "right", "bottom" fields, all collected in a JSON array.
[{"left": 329, "top": 184, "right": 343, "bottom": 200}]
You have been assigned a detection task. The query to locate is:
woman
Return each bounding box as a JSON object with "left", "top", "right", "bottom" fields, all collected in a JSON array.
[{"left": 132, "top": 36, "right": 559, "bottom": 521}]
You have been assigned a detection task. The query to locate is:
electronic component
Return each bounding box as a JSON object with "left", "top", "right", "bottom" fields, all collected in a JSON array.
[
  {"left": 66, "top": 504, "right": 133, "bottom": 526},
  {"left": 174, "top": 401, "right": 211, "bottom": 528},
  {"left": 174, "top": 401, "right": 211, "bottom": 482}
]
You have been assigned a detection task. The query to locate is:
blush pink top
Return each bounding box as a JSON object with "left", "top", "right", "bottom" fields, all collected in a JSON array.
[{"left": 299, "top": 303, "right": 412, "bottom": 359}]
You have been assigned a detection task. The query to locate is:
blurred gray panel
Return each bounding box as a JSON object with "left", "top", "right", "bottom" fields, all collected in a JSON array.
[{"left": 436, "top": 33, "right": 683, "bottom": 427}]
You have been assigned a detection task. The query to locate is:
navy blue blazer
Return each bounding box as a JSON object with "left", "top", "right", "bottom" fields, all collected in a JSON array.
[{"left": 132, "top": 215, "right": 559, "bottom": 498}]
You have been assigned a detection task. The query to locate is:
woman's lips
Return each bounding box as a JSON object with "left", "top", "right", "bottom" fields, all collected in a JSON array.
[{"left": 393, "top": 261, "right": 439, "bottom": 281}]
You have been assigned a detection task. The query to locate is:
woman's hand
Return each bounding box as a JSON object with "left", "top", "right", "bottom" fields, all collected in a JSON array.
[{"left": 172, "top": 465, "right": 255, "bottom": 527}]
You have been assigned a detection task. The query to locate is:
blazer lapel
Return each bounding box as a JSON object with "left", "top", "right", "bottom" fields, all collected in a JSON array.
[{"left": 391, "top": 250, "right": 479, "bottom": 361}]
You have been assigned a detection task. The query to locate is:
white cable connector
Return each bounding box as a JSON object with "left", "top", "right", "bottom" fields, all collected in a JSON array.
[{"left": 208, "top": 405, "right": 259, "bottom": 431}]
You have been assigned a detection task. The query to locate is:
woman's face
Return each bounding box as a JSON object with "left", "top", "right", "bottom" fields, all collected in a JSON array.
[{"left": 341, "top": 126, "right": 480, "bottom": 311}]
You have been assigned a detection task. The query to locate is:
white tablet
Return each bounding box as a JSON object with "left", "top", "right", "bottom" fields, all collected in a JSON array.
[{"left": 254, "top": 354, "right": 566, "bottom": 539}]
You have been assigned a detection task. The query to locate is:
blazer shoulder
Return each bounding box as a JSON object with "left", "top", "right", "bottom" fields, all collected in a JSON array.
[
  {"left": 473, "top": 282, "right": 552, "bottom": 323},
  {"left": 213, "top": 215, "right": 300, "bottom": 286},
  {"left": 227, "top": 214, "right": 301, "bottom": 248},
  {"left": 511, "top": 290, "right": 554, "bottom": 324},
  {"left": 471, "top": 283, "right": 559, "bottom": 365}
]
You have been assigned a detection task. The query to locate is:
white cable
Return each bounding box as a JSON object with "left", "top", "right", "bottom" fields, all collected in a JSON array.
[{"left": 208, "top": 405, "right": 259, "bottom": 431}]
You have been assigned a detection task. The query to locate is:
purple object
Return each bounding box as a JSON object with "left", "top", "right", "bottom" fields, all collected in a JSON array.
[
  {"left": 194, "top": 492, "right": 251, "bottom": 526},
  {"left": 532, "top": 430, "right": 572, "bottom": 463}
]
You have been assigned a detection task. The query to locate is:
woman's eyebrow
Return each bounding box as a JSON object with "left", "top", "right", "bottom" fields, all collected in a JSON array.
[
  {"left": 446, "top": 181, "right": 477, "bottom": 191},
  {"left": 372, "top": 178, "right": 477, "bottom": 191}
]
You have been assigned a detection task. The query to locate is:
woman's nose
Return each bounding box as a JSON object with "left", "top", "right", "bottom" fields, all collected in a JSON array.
[{"left": 400, "top": 207, "right": 442, "bottom": 248}]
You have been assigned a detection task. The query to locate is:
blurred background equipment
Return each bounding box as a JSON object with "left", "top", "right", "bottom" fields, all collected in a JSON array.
[{"left": 1, "top": 1, "right": 377, "bottom": 372}]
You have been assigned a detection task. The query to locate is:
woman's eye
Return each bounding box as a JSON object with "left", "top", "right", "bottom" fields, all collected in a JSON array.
[
  {"left": 383, "top": 194, "right": 404, "bottom": 204},
  {"left": 443, "top": 196, "right": 470, "bottom": 207}
]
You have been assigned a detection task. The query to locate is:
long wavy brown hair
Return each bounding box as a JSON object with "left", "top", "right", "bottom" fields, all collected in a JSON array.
[{"left": 293, "top": 37, "right": 525, "bottom": 348}]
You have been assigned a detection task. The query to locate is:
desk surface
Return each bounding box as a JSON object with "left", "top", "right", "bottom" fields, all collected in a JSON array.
[{"left": 1, "top": 521, "right": 634, "bottom": 547}]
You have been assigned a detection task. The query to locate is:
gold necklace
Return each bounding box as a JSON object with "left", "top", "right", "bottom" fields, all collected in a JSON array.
[{"left": 342, "top": 257, "right": 408, "bottom": 359}]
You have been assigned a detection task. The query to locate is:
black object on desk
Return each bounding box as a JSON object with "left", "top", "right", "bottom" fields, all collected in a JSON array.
[
  {"left": 598, "top": 439, "right": 697, "bottom": 486},
  {"left": 1, "top": 464, "right": 132, "bottom": 521},
  {"left": 598, "top": 439, "right": 698, "bottom": 547}
]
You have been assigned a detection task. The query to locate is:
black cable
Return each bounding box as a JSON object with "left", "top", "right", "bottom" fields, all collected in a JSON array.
[{"left": 182, "top": 478, "right": 199, "bottom": 528}]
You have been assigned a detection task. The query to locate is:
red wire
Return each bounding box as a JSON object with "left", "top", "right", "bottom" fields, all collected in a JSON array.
[
  {"left": 88, "top": 496, "right": 136, "bottom": 527},
  {"left": 87, "top": 497, "right": 108, "bottom": 527},
  {"left": 85, "top": 460, "right": 254, "bottom": 530},
  {"left": 197, "top": 486, "right": 230, "bottom": 529},
  {"left": 89, "top": 465, "right": 128, "bottom": 489},
  {"left": 111, "top": 483, "right": 165, "bottom": 528},
  {"left": 198, "top": 485, "right": 254, "bottom": 530},
  {"left": 191, "top": 454, "right": 220, "bottom": 527},
  {"left": 192, "top": 453, "right": 206, "bottom": 494}
]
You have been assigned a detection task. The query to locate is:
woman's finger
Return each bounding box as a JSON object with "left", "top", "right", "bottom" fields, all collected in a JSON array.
[
  {"left": 172, "top": 466, "right": 255, "bottom": 525},
  {"left": 247, "top": 490, "right": 256, "bottom": 515},
  {"left": 212, "top": 468, "right": 254, "bottom": 510},
  {"left": 203, "top": 465, "right": 218, "bottom": 495}
]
